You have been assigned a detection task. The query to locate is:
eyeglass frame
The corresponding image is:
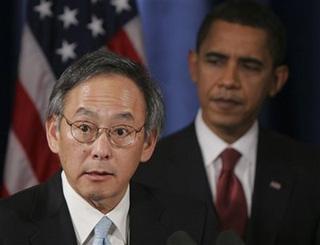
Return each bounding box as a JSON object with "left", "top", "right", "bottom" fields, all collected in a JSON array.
[{"left": 61, "top": 114, "right": 145, "bottom": 147}]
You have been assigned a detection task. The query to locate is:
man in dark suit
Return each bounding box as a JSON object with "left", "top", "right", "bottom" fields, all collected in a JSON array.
[
  {"left": 0, "top": 50, "right": 215, "bottom": 245},
  {"left": 134, "top": 1, "right": 320, "bottom": 245}
]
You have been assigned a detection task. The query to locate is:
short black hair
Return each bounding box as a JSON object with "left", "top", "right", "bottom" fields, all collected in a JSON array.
[{"left": 196, "top": 0, "right": 286, "bottom": 66}]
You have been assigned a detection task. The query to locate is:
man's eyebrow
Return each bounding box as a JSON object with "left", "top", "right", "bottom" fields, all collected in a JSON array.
[
  {"left": 72, "top": 108, "right": 137, "bottom": 123},
  {"left": 205, "top": 51, "right": 228, "bottom": 60},
  {"left": 74, "top": 107, "right": 98, "bottom": 117},
  {"left": 111, "top": 112, "right": 135, "bottom": 122},
  {"left": 204, "top": 51, "right": 265, "bottom": 67}
]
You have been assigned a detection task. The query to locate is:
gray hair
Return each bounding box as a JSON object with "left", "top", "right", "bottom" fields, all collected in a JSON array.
[{"left": 47, "top": 49, "right": 165, "bottom": 136}]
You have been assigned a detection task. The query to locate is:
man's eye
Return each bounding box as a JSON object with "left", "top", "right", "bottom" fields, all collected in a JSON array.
[
  {"left": 112, "top": 127, "right": 130, "bottom": 137},
  {"left": 78, "top": 124, "right": 92, "bottom": 133},
  {"left": 206, "top": 57, "right": 225, "bottom": 66},
  {"left": 244, "top": 64, "right": 260, "bottom": 71},
  {"left": 241, "top": 61, "right": 263, "bottom": 72}
]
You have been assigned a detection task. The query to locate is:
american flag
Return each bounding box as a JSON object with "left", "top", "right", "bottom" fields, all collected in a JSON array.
[{"left": 2, "top": 0, "right": 145, "bottom": 196}]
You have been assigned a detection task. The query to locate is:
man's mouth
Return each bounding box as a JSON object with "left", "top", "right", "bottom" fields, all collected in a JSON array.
[
  {"left": 211, "top": 97, "right": 242, "bottom": 110},
  {"left": 84, "top": 171, "right": 114, "bottom": 181}
]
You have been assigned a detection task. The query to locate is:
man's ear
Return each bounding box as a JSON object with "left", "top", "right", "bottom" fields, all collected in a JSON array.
[
  {"left": 269, "top": 65, "right": 289, "bottom": 97},
  {"left": 188, "top": 50, "right": 199, "bottom": 83},
  {"left": 140, "top": 130, "right": 158, "bottom": 163},
  {"left": 46, "top": 116, "right": 60, "bottom": 154}
]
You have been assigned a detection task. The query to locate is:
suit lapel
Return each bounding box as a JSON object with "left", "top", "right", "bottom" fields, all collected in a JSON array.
[
  {"left": 129, "top": 183, "right": 167, "bottom": 245},
  {"left": 29, "top": 173, "right": 77, "bottom": 245},
  {"left": 247, "top": 129, "right": 295, "bottom": 245},
  {"left": 167, "top": 124, "right": 221, "bottom": 236},
  {"left": 168, "top": 125, "right": 214, "bottom": 200},
  {"left": 129, "top": 182, "right": 218, "bottom": 245},
  {"left": 180, "top": 125, "right": 220, "bottom": 227},
  {"left": 29, "top": 212, "right": 77, "bottom": 245}
]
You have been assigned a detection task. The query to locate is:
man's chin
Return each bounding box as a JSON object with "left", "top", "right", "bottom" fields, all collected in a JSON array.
[
  {"left": 207, "top": 117, "right": 243, "bottom": 131},
  {"left": 87, "top": 192, "right": 107, "bottom": 202},
  {"left": 77, "top": 186, "right": 109, "bottom": 202}
]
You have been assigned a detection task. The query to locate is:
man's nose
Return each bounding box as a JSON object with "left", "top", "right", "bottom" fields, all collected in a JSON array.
[
  {"left": 219, "top": 62, "right": 240, "bottom": 88},
  {"left": 91, "top": 131, "right": 112, "bottom": 160}
]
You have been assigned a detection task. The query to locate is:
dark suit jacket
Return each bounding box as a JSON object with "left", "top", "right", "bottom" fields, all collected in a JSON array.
[
  {"left": 0, "top": 172, "right": 216, "bottom": 245},
  {"left": 134, "top": 123, "right": 320, "bottom": 245}
]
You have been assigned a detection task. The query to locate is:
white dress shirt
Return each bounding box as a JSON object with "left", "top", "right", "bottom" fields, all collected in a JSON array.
[
  {"left": 195, "top": 110, "right": 258, "bottom": 215},
  {"left": 62, "top": 172, "right": 129, "bottom": 245}
]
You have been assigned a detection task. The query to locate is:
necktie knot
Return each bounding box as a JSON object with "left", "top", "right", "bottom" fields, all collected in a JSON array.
[
  {"left": 93, "top": 216, "right": 112, "bottom": 245},
  {"left": 220, "top": 148, "right": 241, "bottom": 172}
]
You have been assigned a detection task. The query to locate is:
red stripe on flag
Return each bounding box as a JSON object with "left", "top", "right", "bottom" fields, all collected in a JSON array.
[
  {"left": 12, "top": 81, "right": 60, "bottom": 182},
  {"left": 107, "top": 29, "right": 143, "bottom": 64},
  {"left": 0, "top": 185, "right": 9, "bottom": 197}
]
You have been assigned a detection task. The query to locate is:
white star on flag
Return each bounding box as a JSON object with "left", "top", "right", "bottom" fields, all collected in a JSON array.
[
  {"left": 58, "top": 7, "right": 78, "bottom": 29},
  {"left": 87, "top": 15, "right": 105, "bottom": 37},
  {"left": 56, "top": 40, "right": 77, "bottom": 62},
  {"left": 34, "top": 0, "right": 53, "bottom": 19},
  {"left": 111, "top": 0, "right": 131, "bottom": 13}
]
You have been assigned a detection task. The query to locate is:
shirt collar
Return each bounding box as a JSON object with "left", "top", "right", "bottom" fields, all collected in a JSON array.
[
  {"left": 61, "top": 171, "right": 129, "bottom": 244},
  {"left": 195, "top": 109, "right": 258, "bottom": 166}
]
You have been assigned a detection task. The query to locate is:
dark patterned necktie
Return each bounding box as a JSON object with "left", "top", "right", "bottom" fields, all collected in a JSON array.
[{"left": 216, "top": 148, "right": 248, "bottom": 238}]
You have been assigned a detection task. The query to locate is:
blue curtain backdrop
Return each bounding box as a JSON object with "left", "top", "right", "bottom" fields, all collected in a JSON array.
[
  {"left": 1, "top": 0, "right": 320, "bottom": 183},
  {"left": 136, "top": 0, "right": 212, "bottom": 136}
]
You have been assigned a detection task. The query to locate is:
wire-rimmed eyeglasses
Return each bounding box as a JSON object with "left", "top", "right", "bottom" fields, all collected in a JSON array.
[{"left": 62, "top": 115, "right": 145, "bottom": 147}]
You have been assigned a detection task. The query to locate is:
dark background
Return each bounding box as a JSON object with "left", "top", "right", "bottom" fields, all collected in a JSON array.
[
  {"left": 1, "top": 0, "right": 320, "bottom": 185},
  {"left": 1, "top": 1, "right": 17, "bottom": 184}
]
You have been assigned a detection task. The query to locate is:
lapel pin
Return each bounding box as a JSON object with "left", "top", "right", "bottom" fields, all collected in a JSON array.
[{"left": 270, "top": 180, "right": 282, "bottom": 190}]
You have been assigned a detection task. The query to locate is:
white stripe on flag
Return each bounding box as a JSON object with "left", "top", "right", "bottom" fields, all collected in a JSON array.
[
  {"left": 4, "top": 130, "right": 38, "bottom": 194},
  {"left": 3, "top": 24, "right": 56, "bottom": 195},
  {"left": 19, "top": 25, "right": 56, "bottom": 124},
  {"left": 124, "top": 17, "right": 146, "bottom": 63}
]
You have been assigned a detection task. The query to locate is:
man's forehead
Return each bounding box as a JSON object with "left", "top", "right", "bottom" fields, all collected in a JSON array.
[
  {"left": 62, "top": 74, "right": 146, "bottom": 121},
  {"left": 201, "top": 21, "right": 271, "bottom": 59},
  {"left": 205, "top": 21, "right": 268, "bottom": 46},
  {"left": 71, "top": 73, "right": 139, "bottom": 92},
  {"left": 210, "top": 20, "right": 268, "bottom": 35},
  {"left": 73, "top": 107, "right": 135, "bottom": 121}
]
